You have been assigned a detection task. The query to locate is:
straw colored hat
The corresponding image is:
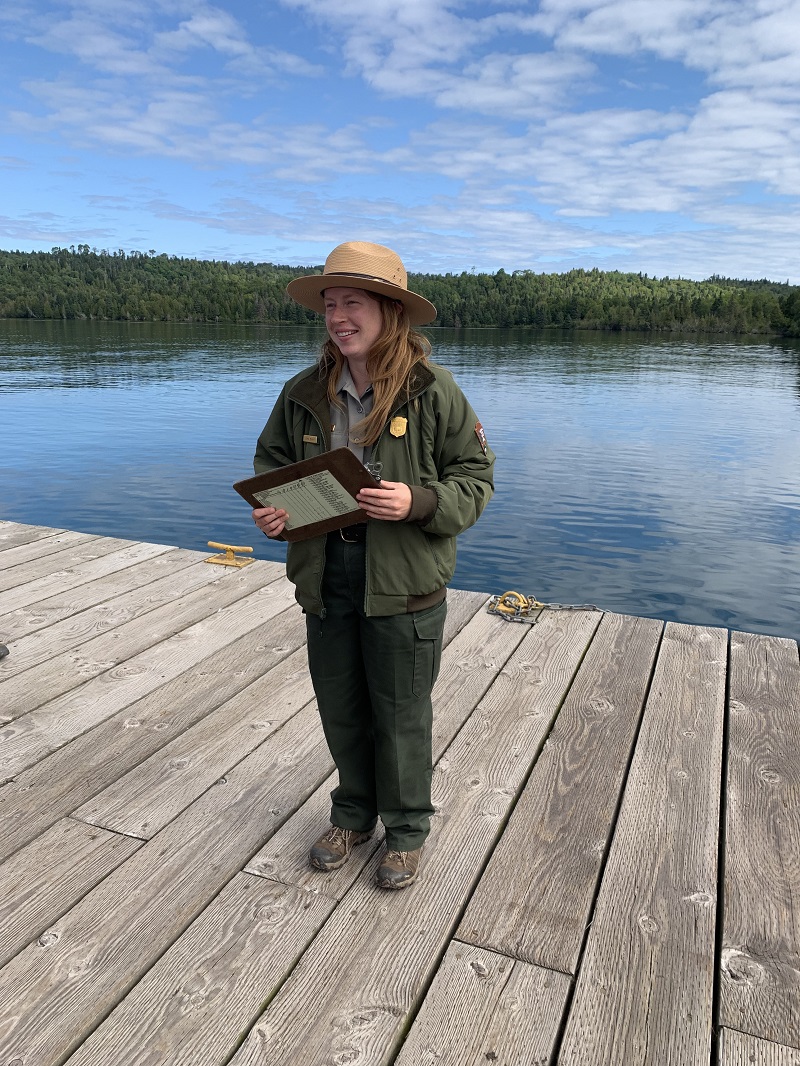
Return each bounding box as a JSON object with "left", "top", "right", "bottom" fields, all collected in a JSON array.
[{"left": 286, "top": 241, "right": 437, "bottom": 325}]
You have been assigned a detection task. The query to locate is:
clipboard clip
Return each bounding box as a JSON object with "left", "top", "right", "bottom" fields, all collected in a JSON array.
[{"left": 205, "top": 541, "right": 255, "bottom": 568}]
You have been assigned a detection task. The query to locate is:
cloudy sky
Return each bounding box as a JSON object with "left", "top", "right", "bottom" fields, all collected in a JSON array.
[{"left": 1, "top": 0, "right": 799, "bottom": 281}]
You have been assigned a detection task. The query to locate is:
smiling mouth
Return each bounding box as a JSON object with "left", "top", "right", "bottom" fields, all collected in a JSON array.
[{"left": 336, "top": 330, "right": 357, "bottom": 338}]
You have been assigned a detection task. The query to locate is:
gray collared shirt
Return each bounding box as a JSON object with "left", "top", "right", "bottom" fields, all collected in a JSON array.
[{"left": 330, "top": 363, "right": 374, "bottom": 466}]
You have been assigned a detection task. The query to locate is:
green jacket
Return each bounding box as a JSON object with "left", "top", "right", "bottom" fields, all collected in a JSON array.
[{"left": 254, "top": 360, "right": 495, "bottom": 617}]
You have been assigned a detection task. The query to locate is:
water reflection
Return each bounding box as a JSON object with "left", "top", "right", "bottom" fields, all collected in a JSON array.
[{"left": 1, "top": 319, "right": 799, "bottom": 640}]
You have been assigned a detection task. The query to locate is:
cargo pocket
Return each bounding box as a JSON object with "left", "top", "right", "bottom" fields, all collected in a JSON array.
[{"left": 412, "top": 600, "right": 447, "bottom": 697}]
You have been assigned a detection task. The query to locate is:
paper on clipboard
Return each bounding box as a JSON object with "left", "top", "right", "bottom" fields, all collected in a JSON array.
[
  {"left": 233, "top": 448, "right": 378, "bottom": 542},
  {"left": 250, "top": 470, "right": 358, "bottom": 530}
]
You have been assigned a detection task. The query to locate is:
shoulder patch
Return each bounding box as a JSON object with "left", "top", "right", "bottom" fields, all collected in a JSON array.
[{"left": 475, "top": 421, "right": 488, "bottom": 455}]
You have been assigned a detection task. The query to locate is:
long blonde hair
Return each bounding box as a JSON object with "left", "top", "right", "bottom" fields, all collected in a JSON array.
[{"left": 320, "top": 292, "right": 431, "bottom": 447}]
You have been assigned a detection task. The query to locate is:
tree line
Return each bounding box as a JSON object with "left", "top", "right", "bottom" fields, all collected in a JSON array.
[{"left": 1, "top": 246, "right": 799, "bottom": 336}]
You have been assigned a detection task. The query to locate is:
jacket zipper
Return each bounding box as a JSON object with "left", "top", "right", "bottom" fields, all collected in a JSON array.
[{"left": 293, "top": 398, "right": 331, "bottom": 620}]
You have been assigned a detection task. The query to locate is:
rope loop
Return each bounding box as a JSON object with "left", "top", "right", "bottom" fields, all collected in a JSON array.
[{"left": 487, "top": 590, "right": 601, "bottom": 624}]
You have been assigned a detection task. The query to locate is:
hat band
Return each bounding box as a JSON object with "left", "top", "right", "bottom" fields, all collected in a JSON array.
[{"left": 323, "top": 270, "right": 405, "bottom": 290}]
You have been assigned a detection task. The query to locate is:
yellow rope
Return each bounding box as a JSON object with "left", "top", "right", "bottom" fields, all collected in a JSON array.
[{"left": 487, "top": 589, "right": 600, "bottom": 624}]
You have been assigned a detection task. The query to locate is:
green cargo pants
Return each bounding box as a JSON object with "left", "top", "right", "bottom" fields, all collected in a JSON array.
[{"left": 305, "top": 532, "right": 446, "bottom": 851}]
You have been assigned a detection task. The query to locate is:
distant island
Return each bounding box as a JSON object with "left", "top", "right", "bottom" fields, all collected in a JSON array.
[{"left": 2, "top": 246, "right": 799, "bottom": 336}]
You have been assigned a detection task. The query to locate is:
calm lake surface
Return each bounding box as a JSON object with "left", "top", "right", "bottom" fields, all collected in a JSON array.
[{"left": 1, "top": 319, "right": 799, "bottom": 640}]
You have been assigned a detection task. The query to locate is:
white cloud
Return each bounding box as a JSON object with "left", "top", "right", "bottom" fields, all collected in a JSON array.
[{"left": 2, "top": 0, "right": 800, "bottom": 282}]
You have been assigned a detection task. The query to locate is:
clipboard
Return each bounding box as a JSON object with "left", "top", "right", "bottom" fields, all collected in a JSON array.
[{"left": 233, "top": 448, "right": 378, "bottom": 542}]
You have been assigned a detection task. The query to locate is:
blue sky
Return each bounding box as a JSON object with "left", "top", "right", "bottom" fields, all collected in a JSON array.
[{"left": 2, "top": 0, "right": 799, "bottom": 281}]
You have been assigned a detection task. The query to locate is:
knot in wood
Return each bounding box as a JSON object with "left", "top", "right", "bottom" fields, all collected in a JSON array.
[
  {"left": 332, "top": 1052, "right": 360, "bottom": 1066},
  {"left": 587, "top": 696, "right": 613, "bottom": 716},
  {"left": 683, "top": 892, "right": 713, "bottom": 906},
  {"left": 168, "top": 756, "right": 190, "bottom": 770},
  {"left": 254, "top": 901, "right": 286, "bottom": 925},
  {"left": 760, "top": 768, "right": 781, "bottom": 784},
  {"left": 637, "top": 913, "right": 659, "bottom": 935},
  {"left": 721, "top": 948, "right": 766, "bottom": 986},
  {"left": 38, "top": 929, "right": 60, "bottom": 948},
  {"left": 470, "top": 960, "right": 490, "bottom": 977}
]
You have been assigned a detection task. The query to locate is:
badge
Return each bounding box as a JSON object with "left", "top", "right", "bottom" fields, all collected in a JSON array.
[
  {"left": 475, "top": 421, "right": 487, "bottom": 455},
  {"left": 390, "top": 416, "right": 408, "bottom": 438},
  {"left": 303, "top": 434, "right": 318, "bottom": 444}
]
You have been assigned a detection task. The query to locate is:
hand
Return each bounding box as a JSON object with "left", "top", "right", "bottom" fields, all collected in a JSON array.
[
  {"left": 356, "top": 480, "right": 412, "bottom": 521},
  {"left": 253, "top": 505, "right": 288, "bottom": 538}
]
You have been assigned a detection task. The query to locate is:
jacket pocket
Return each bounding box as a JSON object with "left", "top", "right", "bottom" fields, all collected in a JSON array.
[{"left": 412, "top": 600, "right": 447, "bottom": 697}]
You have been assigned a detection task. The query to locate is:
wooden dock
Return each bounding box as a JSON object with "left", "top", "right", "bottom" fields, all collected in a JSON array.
[{"left": 1, "top": 519, "right": 798, "bottom": 1066}]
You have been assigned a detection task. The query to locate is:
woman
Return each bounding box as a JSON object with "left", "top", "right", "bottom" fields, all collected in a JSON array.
[{"left": 252, "top": 241, "right": 494, "bottom": 890}]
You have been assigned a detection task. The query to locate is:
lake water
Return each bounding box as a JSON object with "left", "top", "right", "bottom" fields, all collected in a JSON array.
[{"left": 1, "top": 319, "right": 799, "bottom": 641}]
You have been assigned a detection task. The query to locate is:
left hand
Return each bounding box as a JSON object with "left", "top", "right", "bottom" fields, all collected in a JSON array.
[{"left": 356, "top": 480, "right": 412, "bottom": 521}]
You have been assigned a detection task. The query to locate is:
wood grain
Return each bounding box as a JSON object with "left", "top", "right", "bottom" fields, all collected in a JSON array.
[
  {"left": 0, "top": 522, "right": 65, "bottom": 550},
  {"left": 0, "top": 541, "right": 182, "bottom": 632},
  {"left": 0, "top": 556, "right": 285, "bottom": 715},
  {"left": 0, "top": 608, "right": 308, "bottom": 861},
  {"left": 0, "top": 578, "right": 296, "bottom": 779},
  {"left": 395, "top": 941, "right": 570, "bottom": 1066},
  {"left": 64, "top": 873, "right": 336, "bottom": 1066},
  {"left": 74, "top": 645, "right": 315, "bottom": 838},
  {"left": 719, "top": 1028, "right": 800, "bottom": 1065},
  {"left": 0, "top": 550, "right": 217, "bottom": 676},
  {"left": 458, "top": 611, "right": 662, "bottom": 974},
  {"left": 0, "top": 701, "right": 333, "bottom": 1066},
  {"left": 720, "top": 631, "right": 800, "bottom": 1045},
  {"left": 0, "top": 531, "right": 108, "bottom": 585},
  {"left": 558, "top": 622, "right": 727, "bottom": 1065},
  {"left": 0, "top": 818, "right": 142, "bottom": 967}
]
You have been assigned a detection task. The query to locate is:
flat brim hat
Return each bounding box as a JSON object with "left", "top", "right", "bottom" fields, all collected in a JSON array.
[{"left": 286, "top": 241, "right": 437, "bottom": 326}]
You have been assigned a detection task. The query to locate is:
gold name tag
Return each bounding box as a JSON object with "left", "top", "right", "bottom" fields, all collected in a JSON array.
[
  {"left": 303, "top": 434, "right": 318, "bottom": 444},
  {"left": 389, "top": 417, "right": 407, "bottom": 438}
]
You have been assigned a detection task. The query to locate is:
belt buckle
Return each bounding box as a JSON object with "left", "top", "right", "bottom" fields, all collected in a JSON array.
[{"left": 339, "top": 527, "right": 359, "bottom": 543}]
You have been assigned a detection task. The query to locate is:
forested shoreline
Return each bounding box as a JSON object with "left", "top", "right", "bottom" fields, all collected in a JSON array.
[{"left": 2, "top": 246, "right": 799, "bottom": 335}]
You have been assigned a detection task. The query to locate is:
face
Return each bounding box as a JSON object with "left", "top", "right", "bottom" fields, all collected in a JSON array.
[{"left": 323, "top": 287, "right": 385, "bottom": 362}]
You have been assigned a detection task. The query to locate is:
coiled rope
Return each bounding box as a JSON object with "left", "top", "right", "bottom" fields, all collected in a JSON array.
[{"left": 487, "top": 590, "right": 600, "bottom": 624}]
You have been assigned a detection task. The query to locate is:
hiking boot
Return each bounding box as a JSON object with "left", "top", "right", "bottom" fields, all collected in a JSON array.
[
  {"left": 376, "top": 847, "right": 422, "bottom": 890},
  {"left": 309, "top": 825, "right": 372, "bottom": 871}
]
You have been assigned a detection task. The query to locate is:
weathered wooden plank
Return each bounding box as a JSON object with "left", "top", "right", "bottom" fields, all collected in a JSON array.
[
  {"left": 0, "top": 609, "right": 307, "bottom": 862},
  {"left": 0, "top": 549, "right": 236, "bottom": 678},
  {"left": 0, "top": 522, "right": 65, "bottom": 550},
  {"left": 395, "top": 941, "right": 571, "bottom": 1066},
  {"left": 720, "top": 631, "right": 800, "bottom": 1046},
  {"left": 0, "top": 530, "right": 107, "bottom": 584},
  {"left": 0, "top": 558, "right": 284, "bottom": 714},
  {"left": 558, "top": 622, "right": 728, "bottom": 1066},
  {"left": 225, "top": 610, "right": 600, "bottom": 1066},
  {"left": 719, "top": 1028, "right": 800, "bottom": 1065},
  {"left": 442, "top": 588, "right": 489, "bottom": 646},
  {"left": 63, "top": 873, "right": 336, "bottom": 1066},
  {"left": 0, "top": 577, "right": 297, "bottom": 780},
  {"left": 0, "top": 701, "right": 333, "bottom": 1066},
  {"left": 74, "top": 645, "right": 315, "bottom": 838},
  {"left": 245, "top": 603, "right": 531, "bottom": 898},
  {"left": 458, "top": 612, "right": 662, "bottom": 973},
  {"left": 0, "top": 818, "right": 142, "bottom": 967},
  {"left": 0, "top": 539, "right": 179, "bottom": 624}
]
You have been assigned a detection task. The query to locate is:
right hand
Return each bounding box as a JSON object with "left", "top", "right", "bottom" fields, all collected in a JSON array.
[{"left": 253, "top": 506, "right": 288, "bottom": 539}]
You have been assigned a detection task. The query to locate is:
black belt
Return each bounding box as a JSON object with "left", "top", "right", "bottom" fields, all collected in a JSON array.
[{"left": 335, "top": 523, "right": 368, "bottom": 544}]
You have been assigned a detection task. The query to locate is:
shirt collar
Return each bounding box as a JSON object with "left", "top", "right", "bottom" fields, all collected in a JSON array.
[{"left": 335, "top": 362, "right": 373, "bottom": 401}]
